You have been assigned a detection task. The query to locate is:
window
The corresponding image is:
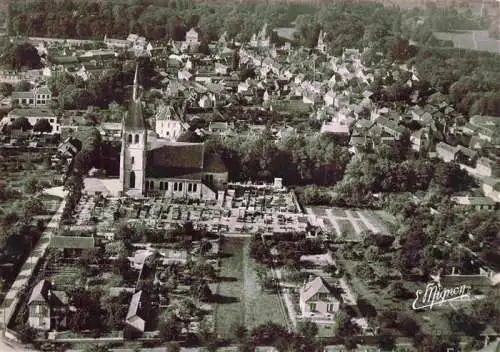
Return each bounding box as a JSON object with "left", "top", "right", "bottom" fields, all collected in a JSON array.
[
  {"left": 188, "top": 183, "right": 192, "bottom": 192},
  {"left": 165, "top": 182, "right": 168, "bottom": 190},
  {"left": 159, "top": 182, "right": 163, "bottom": 190},
  {"left": 149, "top": 181, "right": 154, "bottom": 190},
  {"left": 128, "top": 134, "right": 132, "bottom": 143},
  {"left": 327, "top": 304, "right": 335, "bottom": 313},
  {"left": 309, "top": 303, "right": 316, "bottom": 312},
  {"left": 193, "top": 183, "right": 197, "bottom": 192},
  {"left": 50, "top": 119, "right": 54, "bottom": 123},
  {"left": 178, "top": 183, "right": 183, "bottom": 191},
  {"left": 135, "top": 134, "right": 139, "bottom": 143},
  {"left": 174, "top": 183, "right": 178, "bottom": 191},
  {"left": 129, "top": 171, "right": 136, "bottom": 188},
  {"left": 131, "top": 157, "right": 135, "bottom": 165}
]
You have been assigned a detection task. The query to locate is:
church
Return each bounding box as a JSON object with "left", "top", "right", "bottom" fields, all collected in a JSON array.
[{"left": 119, "top": 67, "right": 228, "bottom": 199}]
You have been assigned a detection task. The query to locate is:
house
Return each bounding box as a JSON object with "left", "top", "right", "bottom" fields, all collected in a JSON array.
[
  {"left": 375, "top": 116, "right": 406, "bottom": 140},
  {"left": 126, "top": 290, "right": 149, "bottom": 333},
  {"left": 436, "top": 142, "right": 458, "bottom": 162},
  {"left": 178, "top": 70, "right": 193, "bottom": 81},
  {"left": 238, "top": 81, "right": 251, "bottom": 95},
  {"left": 57, "top": 136, "right": 82, "bottom": 158},
  {"left": 476, "top": 157, "right": 500, "bottom": 178},
  {"left": 451, "top": 196, "right": 496, "bottom": 211},
  {"left": 324, "top": 90, "right": 336, "bottom": 107},
  {"left": 482, "top": 178, "right": 500, "bottom": 203},
  {"left": 28, "top": 280, "right": 68, "bottom": 331},
  {"left": 128, "top": 249, "right": 152, "bottom": 270},
  {"left": 215, "top": 63, "right": 229, "bottom": 75},
  {"left": 99, "top": 122, "right": 122, "bottom": 141},
  {"left": 198, "top": 95, "right": 213, "bottom": 109},
  {"left": 456, "top": 146, "right": 478, "bottom": 166},
  {"left": 299, "top": 276, "right": 340, "bottom": 320},
  {"left": 12, "top": 87, "right": 52, "bottom": 107},
  {"left": 158, "top": 249, "right": 188, "bottom": 265},
  {"left": 276, "top": 125, "right": 296, "bottom": 142},
  {"left": 155, "top": 104, "right": 186, "bottom": 141},
  {"left": 469, "top": 115, "right": 500, "bottom": 143},
  {"left": 316, "top": 30, "right": 327, "bottom": 53},
  {"left": 410, "top": 128, "right": 429, "bottom": 152},
  {"left": 183, "top": 28, "right": 200, "bottom": 53},
  {"left": 185, "top": 28, "right": 200, "bottom": 45},
  {"left": 1, "top": 109, "right": 59, "bottom": 134},
  {"left": 320, "top": 121, "right": 350, "bottom": 145},
  {"left": 208, "top": 121, "right": 233, "bottom": 135}
]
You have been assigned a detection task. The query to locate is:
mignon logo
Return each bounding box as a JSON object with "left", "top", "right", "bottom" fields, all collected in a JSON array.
[{"left": 412, "top": 283, "right": 471, "bottom": 310}]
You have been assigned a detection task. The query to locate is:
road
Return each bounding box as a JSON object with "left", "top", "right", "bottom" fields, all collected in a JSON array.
[{"left": 0, "top": 331, "right": 38, "bottom": 352}]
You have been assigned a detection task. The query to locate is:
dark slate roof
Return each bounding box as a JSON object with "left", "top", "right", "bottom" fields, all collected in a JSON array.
[
  {"left": 146, "top": 142, "right": 204, "bottom": 180},
  {"left": 28, "top": 280, "right": 67, "bottom": 306},
  {"left": 124, "top": 100, "right": 145, "bottom": 130}
]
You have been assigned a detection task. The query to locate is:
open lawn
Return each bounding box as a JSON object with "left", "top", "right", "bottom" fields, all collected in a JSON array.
[{"left": 215, "top": 237, "right": 287, "bottom": 339}]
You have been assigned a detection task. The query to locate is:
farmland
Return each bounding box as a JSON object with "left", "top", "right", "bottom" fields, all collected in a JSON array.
[{"left": 214, "top": 237, "right": 288, "bottom": 339}]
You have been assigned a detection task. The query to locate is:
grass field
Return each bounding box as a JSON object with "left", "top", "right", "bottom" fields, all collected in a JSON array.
[
  {"left": 214, "top": 237, "right": 287, "bottom": 339},
  {"left": 434, "top": 30, "right": 500, "bottom": 53}
]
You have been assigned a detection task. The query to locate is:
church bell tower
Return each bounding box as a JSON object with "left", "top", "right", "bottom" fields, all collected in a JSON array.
[{"left": 120, "top": 65, "right": 147, "bottom": 197}]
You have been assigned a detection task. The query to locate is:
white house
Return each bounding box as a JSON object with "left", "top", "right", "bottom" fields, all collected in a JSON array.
[
  {"left": 11, "top": 86, "right": 52, "bottom": 107},
  {"left": 299, "top": 276, "right": 340, "bottom": 320},
  {"left": 324, "top": 90, "right": 336, "bottom": 106},
  {"left": 476, "top": 157, "right": 500, "bottom": 178},
  {"left": 215, "top": 63, "right": 229, "bottom": 75},
  {"left": 155, "top": 104, "right": 186, "bottom": 141},
  {"left": 2, "top": 108, "right": 59, "bottom": 134},
  {"left": 198, "top": 95, "right": 213, "bottom": 109}
]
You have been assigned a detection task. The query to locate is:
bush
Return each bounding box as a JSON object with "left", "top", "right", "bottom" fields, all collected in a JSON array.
[{"left": 18, "top": 324, "right": 38, "bottom": 343}]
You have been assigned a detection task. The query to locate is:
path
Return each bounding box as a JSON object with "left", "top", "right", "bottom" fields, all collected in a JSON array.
[
  {"left": 325, "top": 209, "right": 342, "bottom": 236},
  {"left": 275, "top": 269, "right": 297, "bottom": 329},
  {"left": 1, "top": 199, "right": 65, "bottom": 334},
  {"left": 344, "top": 210, "right": 362, "bottom": 234},
  {"left": 355, "top": 211, "right": 380, "bottom": 233}
]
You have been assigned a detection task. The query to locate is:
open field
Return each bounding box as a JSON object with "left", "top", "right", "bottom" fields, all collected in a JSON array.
[
  {"left": 214, "top": 237, "right": 287, "bottom": 338},
  {"left": 306, "top": 206, "right": 394, "bottom": 241},
  {"left": 434, "top": 30, "right": 500, "bottom": 53}
]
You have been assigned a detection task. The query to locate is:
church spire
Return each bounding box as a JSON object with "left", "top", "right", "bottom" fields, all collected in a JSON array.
[{"left": 132, "top": 64, "right": 139, "bottom": 102}]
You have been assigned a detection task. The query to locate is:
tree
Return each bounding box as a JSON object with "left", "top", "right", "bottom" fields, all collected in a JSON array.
[
  {"left": 251, "top": 322, "right": 291, "bottom": 348},
  {"left": 297, "top": 320, "right": 318, "bottom": 340},
  {"left": 377, "top": 330, "right": 396, "bottom": 350},
  {"left": 0, "top": 82, "right": 14, "bottom": 96},
  {"left": 24, "top": 177, "right": 40, "bottom": 194},
  {"left": 33, "top": 118, "right": 53, "bottom": 133},
  {"left": 11, "top": 43, "right": 41, "bottom": 69},
  {"left": 233, "top": 324, "right": 248, "bottom": 344},
  {"left": 159, "top": 315, "right": 181, "bottom": 342},
  {"left": 10, "top": 116, "right": 32, "bottom": 131},
  {"left": 14, "top": 80, "right": 31, "bottom": 92},
  {"left": 84, "top": 345, "right": 111, "bottom": 352},
  {"left": 18, "top": 324, "right": 37, "bottom": 343},
  {"left": 335, "top": 311, "right": 358, "bottom": 337},
  {"left": 23, "top": 197, "right": 44, "bottom": 219}
]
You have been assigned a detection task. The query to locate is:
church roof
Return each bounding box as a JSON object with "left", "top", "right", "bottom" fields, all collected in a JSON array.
[
  {"left": 146, "top": 142, "right": 204, "bottom": 180},
  {"left": 203, "top": 153, "right": 227, "bottom": 173}
]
